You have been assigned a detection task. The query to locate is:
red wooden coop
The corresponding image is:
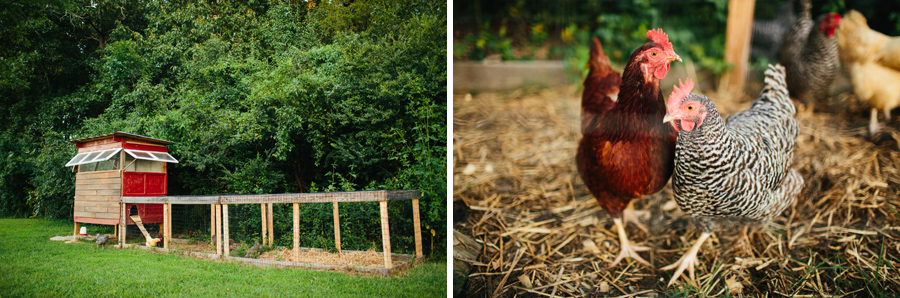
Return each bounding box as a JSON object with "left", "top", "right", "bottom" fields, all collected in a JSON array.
[{"left": 66, "top": 132, "right": 178, "bottom": 230}]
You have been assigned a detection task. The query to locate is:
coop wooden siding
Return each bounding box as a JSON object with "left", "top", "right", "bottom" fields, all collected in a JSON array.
[
  {"left": 74, "top": 171, "right": 121, "bottom": 220},
  {"left": 77, "top": 138, "right": 121, "bottom": 153}
]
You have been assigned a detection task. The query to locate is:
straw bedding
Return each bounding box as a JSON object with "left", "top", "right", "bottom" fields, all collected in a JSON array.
[{"left": 453, "top": 86, "right": 900, "bottom": 296}]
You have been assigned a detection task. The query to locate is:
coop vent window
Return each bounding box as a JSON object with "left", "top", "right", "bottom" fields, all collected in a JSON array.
[
  {"left": 65, "top": 148, "right": 122, "bottom": 167},
  {"left": 124, "top": 149, "right": 179, "bottom": 163}
]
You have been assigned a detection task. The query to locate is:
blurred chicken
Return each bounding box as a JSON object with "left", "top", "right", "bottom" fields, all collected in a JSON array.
[
  {"left": 576, "top": 30, "right": 680, "bottom": 266},
  {"left": 837, "top": 10, "right": 900, "bottom": 135},
  {"left": 778, "top": 0, "right": 841, "bottom": 111},
  {"left": 146, "top": 238, "right": 160, "bottom": 247},
  {"left": 751, "top": 0, "right": 795, "bottom": 62},
  {"left": 96, "top": 234, "right": 110, "bottom": 246},
  {"left": 245, "top": 241, "right": 261, "bottom": 258}
]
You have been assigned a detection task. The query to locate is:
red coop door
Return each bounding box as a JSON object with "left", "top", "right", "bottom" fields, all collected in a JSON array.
[{"left": 123, "top": 172, "right": 167, "bottom": 196}]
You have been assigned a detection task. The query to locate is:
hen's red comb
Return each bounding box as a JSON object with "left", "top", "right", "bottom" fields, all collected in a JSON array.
[
  {"left": 667, "top": 78, "right": 694, "bottom": 109},
  {"left": 647, "top": 29, "right": 674, "bottom": 52}
]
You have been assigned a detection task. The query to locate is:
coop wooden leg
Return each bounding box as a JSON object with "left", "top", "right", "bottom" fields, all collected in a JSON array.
[
  {"left": 120, "top": 202, "right": 126, "bottom": 248},
  {"left": 380, "top": 200, "right": 392, "bottom": 270},
  {"left": 293, "top": 203, "right": 299, "bottom": 262},
  {"left": 163, "top": 204, "right": 169, "bottom": 249},
  {"left": 166, "top": 203, "right": 172, "bottom": 249},
  {"left": 73, "top": 222, "right": 80, "bottom": 240},
  {"left": 261, "top": 204, "right": 267, "bottom": 246},
  {"left": 333, "top": 202, "right": 341, "bottom": 253},
  {"left": 413, "top": 198, "right": 423, "bottom": 258},
  {"left": 267, "top": 203, "right": 274, "bottom": 246},
  {"left": 223, "top": 204, "right": 230, "bottom": 257}
]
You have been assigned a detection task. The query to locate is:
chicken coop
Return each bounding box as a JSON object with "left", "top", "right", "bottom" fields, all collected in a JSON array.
[{"left": 65, "top": 132, "right": 178, "bottom": 237}]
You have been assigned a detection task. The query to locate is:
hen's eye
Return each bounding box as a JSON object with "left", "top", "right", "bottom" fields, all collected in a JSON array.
[
  {"left": 687, "top": 106, "right": 694, "bottom": 111},
  {"left": 651, "top": 51, "right": 658, "bottom": 57}
]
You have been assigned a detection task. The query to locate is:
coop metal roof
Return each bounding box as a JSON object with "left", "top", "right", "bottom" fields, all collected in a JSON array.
[{"left": 72, "top": 132, "right": 175, "bottom": 145}]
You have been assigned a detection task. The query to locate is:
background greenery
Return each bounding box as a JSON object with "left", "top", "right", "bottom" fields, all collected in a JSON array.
[
  {"left": 0, "top": 0, "right": 446, "bottom": 256},
  {"left": 452, "top": 0, "right": 900, "bottom": 78}
]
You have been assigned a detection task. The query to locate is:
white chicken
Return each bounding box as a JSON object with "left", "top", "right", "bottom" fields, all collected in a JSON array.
[{"left": 837, "top": 10, "right": 900, "bottom": 135}]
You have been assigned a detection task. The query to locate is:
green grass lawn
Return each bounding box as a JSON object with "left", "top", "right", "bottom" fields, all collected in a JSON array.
[{"left": 0, "top": 218, "right": 446, "bottom": 297}]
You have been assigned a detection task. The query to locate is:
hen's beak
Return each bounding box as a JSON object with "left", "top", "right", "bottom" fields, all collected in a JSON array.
[
  {"left": 663, "top": 113, "right": 674, "bottom": 124},
  {"left": 669, "top": 54, "right": 682, "bottom": 62}
]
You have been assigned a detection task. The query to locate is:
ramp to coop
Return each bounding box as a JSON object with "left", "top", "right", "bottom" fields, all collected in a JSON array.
[{"left": 121, "top": 190, "right": 424, "bottom": 275}]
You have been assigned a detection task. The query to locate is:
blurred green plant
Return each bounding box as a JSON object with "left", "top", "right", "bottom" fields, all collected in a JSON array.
[{"left": 454, "top": 0, "right": 733, "bottom": 78}]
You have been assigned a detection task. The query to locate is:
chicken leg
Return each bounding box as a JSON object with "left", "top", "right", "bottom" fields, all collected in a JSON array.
[
  {"left": 610, "top": 217, "right": 650, "bottom": 266},
  {"left": 870, "top": 108, "right": 883, "bottom": 135},
  {"left": 661, "top": 231, "right": 711, "bottom": 286},
  {"left": 622, "top": 201, "right": 649, "bottom": 233}
]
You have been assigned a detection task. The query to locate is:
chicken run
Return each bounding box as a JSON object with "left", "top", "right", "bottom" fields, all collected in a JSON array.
[
  {"left": 64, "top": 132, "right": 424, "bottom": 275},
  {"left": 453, "top": 9, "right": 900, "bottom": 297}
]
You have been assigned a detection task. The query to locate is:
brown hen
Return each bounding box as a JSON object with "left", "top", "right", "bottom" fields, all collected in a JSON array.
[{"left": 576, "top": 29, "right": 680, "bottom": 266}]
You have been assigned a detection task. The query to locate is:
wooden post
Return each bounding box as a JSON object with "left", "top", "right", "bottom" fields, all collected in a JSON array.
[
  {"left": 223, "top": 204, "right": 230, "bottom": 257},
  {"left": 721, "top": 0, "right": 756, "bottom": 93},
  {"left": 379, "top": 201, "right": 392, "bottom": 269},
  {"left": 167, "top": 203, "right": 172, "bottom": 249},
  {"left": 333, "top": 202, "right": 342, "bottom": 253},
  {"left": 267, "top": 203, "right": 274, "bottom": 246},
  {"left": 119, "top": 202, "right": 127, "bottom": 248},
  {"left": 412, "top": 198, "right": 423, "bottom": 258},
  {"left": 215, "top": 204, "right": 222, "bottom": 255},
  {"left": 261, "top": 204, "right": 267, "bottom": 246},
  {"left": 73, "top": 222, "right": 80, "bottom": 240},
  {"left": 211, "top": 204, "right": 216, "bottom": 242},
  {"left": 293, "top": 203, "right": 300, "bottom": 262},
  {"left": 163, "top": 204, "right": 169, "bottom": 249}
]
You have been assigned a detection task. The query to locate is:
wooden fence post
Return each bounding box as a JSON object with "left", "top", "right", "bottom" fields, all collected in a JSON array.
[
  {"left": 223, "top": 204, "right": 230, "bottom": 256},
  {"left": 261, "top": 204, "right": 267, "bottom": 246},
  {"left": 721, "top": 0, "right": 756, "bottom": 94},
  {"left": 379, "top": 201, "right": 392, "bottom": 269},
  {"left": 216, "top": 204, "right": 223, "bottom": 255},
  {"left": 333, "top": 202, "right": 342, "bottom": 253},
  {"left": 412, "top": 198, "right": 423, "bottom": 258},
  {"left": 293, "top": 203, "right": 300, "bottom": 262},
  {"left": 211, "top": 204, "right": 216, "bottom": 244},
  {"left": 267, "top": 203, "right": 274, "bottom": 246}
]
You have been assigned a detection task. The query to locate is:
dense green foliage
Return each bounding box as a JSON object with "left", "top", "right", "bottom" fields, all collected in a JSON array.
[
  {"left": 0, "top": 0, "right": 446, "bottom": 255},
  {"left": 0, "top": 218, "right": 446, "bottom": 297}
]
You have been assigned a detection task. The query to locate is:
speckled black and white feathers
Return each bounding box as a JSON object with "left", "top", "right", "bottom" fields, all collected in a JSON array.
[
  {"left": 671, "top": 64, "right": 803, "bottom": 232},
  {"left": 778, "top": 0, "right": 839, "bottom": 105}
]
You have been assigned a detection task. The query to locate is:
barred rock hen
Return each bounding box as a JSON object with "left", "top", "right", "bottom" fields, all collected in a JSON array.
[
  {"left": 661, "top": 65, "right": 803, "bottom": 285},
  {"left": 837, "top": 10, "right": 900, "bottom": 135},
  {"left": 576, "top": 29, "right": 680, "bottom": 266},
  {"left": 778, "top": 0, "right": 840, "bottom": 109}
]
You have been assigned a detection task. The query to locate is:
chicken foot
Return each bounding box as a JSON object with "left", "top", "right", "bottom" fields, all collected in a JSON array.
[
  {"left": 610, "top": 217, "right": 651, "bottom": 267},
  {"left": 661, "top": 231, "right": 712, "bottom": 286}
]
